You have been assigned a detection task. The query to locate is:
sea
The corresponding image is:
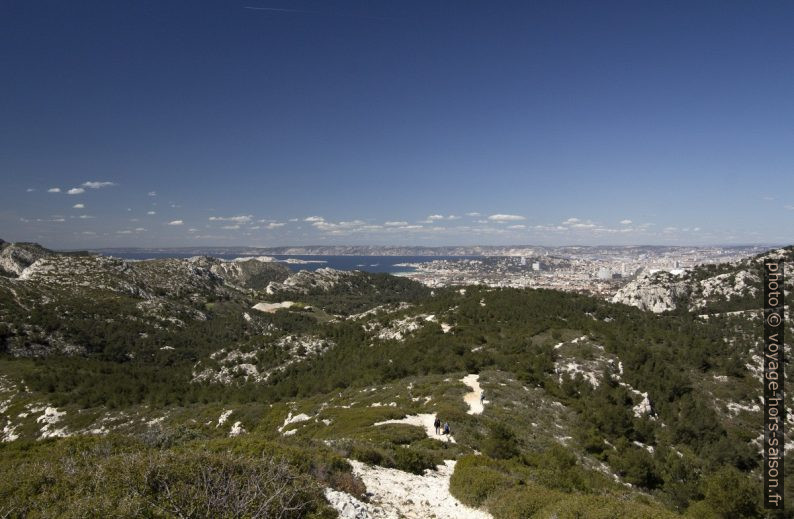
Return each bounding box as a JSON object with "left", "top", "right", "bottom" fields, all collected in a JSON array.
[{"left": 102, "top": 253, "right": 478, "bottom": 274}]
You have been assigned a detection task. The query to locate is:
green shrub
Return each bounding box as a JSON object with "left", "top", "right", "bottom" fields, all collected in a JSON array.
[
  {"left": 392, "top": 447, "right": 440, "bottom": 475},
  {"left": 0, "top": 445, "right": 331, "bottom": 519},
  {"left": 450, "top": 455, "right": 514, "bottom": 507},
  {"left": 350, "top": 444, "right": 386, "bottom": 466},
  {"left": 485, "top": 484, "right": 564, "bottom": 519},
  {"left": 482, "top": 422, "right": 520, "bottom": 460},
  {"left": 523, "top": 444, "right": 596, "bottom": 493},
  {"left": 699, "top": 466, "right": 759, "bottom": 518},
  {"left": 372, "top": 424, "right": 428, "bottom": 445},
  {"left": 684, "top": 501, "right": 721, "bottom": 519},
  {"left": 538, "top": 493, "right": 679, "bottom": 519}
]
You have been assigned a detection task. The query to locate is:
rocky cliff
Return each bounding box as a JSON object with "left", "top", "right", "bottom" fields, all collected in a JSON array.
[{"left": 0, "top": 241, "right": 54, "bottom": 277}]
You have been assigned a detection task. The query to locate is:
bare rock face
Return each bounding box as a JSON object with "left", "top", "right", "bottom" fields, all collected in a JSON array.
[
  {"left": 265, "top": 267, "right": 354, "bottom": 295},
  {"left": 611, "top": 271, "right": 690, "bottom": 313},
  {"left": 205, "top": 257, "right": 291, "bottom": 289},
  {"left": 692, "top": 269, "right": 759, "bottom": 310},
  {"left": 612, "top": 247, "right": 793, "bottom": 313},
  {"left": 0, "top": 241, "right": 54, "bottom": 277}
]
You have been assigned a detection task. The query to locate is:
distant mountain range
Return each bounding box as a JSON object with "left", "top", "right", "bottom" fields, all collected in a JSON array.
[{"left": 87, "top": 244, "right": 773, "bottom": 257}]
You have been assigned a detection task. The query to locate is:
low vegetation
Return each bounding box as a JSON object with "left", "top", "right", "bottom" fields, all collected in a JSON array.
[{"left": 0, "top": 244, "right": 792, "bottom": 517}]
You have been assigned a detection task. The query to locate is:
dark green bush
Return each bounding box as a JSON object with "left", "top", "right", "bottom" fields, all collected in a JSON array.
[
  {"left": 449, "top": 455, "right": 514, "bottom": 507},
  {"left": 485, "top": 484, "right": 564, "bottom": 519},
  {"left": 482, "top": 422, "right": 520, "bottom": 459},
  {"left": 392, "top": 447, "right": 440, "bottom": 475}
]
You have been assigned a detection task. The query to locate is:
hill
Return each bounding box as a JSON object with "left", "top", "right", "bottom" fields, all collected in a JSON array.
[
  {"left": 0, "top": 240, "right": 791, "bottom": 518},
  {"left": 612, "top": 246, "right": 793, "bottom": 314}
]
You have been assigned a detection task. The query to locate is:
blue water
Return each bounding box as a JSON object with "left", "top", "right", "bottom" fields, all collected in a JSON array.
[{"left": 103, "top": 253, "right": 477, "bottom": 274}]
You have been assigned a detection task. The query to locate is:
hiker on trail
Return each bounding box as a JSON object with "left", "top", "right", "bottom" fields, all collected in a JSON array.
[
  {"left": 434, "top": 416, "right": 441, "bottom": 435},
  {"left": 480, "top": 390, "right": 485, "bottom": 404},
  {"left": 443, "top": 422, "right": 450, "bottom": 435}
]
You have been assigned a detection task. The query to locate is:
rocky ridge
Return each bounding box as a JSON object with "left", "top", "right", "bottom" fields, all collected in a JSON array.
[
  {"left": 0, "top": 241, "right": 56, "bottom": 277},
  {"left": 612, "top": 246, "right": 793, "bottom": 313}
]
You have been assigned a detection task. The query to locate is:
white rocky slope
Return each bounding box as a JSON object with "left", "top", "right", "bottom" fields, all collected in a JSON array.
[
  {"left": 265, "top": 267, "right": 355, "bottom": 295},
  {"left": 612, "top": 247, "right": 792, "bottom": 313},
  {"left": 611, "top": 271, "right": 690, "bottom": 313},
  {"left": 0, "top": 241, "right": 53, "bottom": 277}
]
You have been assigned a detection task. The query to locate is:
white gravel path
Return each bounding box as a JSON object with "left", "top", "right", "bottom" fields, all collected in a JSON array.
[
  {"left": 345, "top": 459, "right": 491, "bottom": 519},
  {"left": 461, "top": 374, "right": 485, "bottom": 415},
  {"left": 328, "top": 374, "right": 494, "bottom": 518},
  {"left": 374, "top": 413, "right": 455, "bottom": 443}
]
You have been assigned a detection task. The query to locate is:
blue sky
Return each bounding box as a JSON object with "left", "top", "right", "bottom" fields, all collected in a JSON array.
[{"left": 1, "top": 0, "right": 792, "bottom": 248}]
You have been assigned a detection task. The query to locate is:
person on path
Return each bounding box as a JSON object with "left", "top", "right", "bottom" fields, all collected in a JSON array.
[
  {"left": 443, "top": 422, "right": 450, "bottom": 435},
  {"left": 434, "top": 416, "right": 441, "bottom": 435}
]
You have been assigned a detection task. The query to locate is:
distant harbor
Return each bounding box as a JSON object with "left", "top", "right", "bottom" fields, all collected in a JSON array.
[{"left": 98, "top": 252, "right": 480, "bottom": 274}]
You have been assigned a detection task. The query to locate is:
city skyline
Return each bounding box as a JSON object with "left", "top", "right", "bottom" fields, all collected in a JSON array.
[{"left": 2, "top": 1, "right": 793, "bottom": 248}]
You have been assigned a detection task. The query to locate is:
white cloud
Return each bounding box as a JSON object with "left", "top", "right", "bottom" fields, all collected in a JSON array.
[
  {"left": 168, "top": 220, "right": 183, "bottom": 226},
  {"left": 466, "top": 212, "right": 481, "bottom": 217},
  {"left": 558, "top": 217, "right": 596, "bottom": 229},
  {"left": 384, "top": 221, "right": 408, "bottom": 226},
  {"left": 148, "top": 191, "right": 157, "bottom": 196},
  {"left": 73, "top": 203, "right": 85, "bottom": 209},
  {"left": 52, "top": 218, "right": 65, "bottom": 222},
  {"left": 209, "top": 215, "right": 252, "bottom": 223},
  {"left": 67, "top": 188, "right": 85, "bottom": 195},
  {"left": 266, "top": 222, "right": 285, "bottom": 229},
  {"left": 288, "top": 218, "right": 299, "bottom": 222},
  {"left": 310, "top": 219, "right": 375, "bottom": 234},
  {"left": 421, "top": 214, "right": 459, "bottom": 223},
  {"left": 48, "top": 187, "right": 61, "bottom": 193},
  {"left": 78, "top": 214, "right": 94, "bottom": 219},
  {"left": 82, "top": 181, "right": 115, "bottom": 189},
  {"left": 620, "top": 219, "right": 632, "bottom": 225},
  {"left": 507, "top": 224, "right": 526, "bottom": 230},
  {"left": 221, "top": 224, "right": 240, "bottom": 230},
  {"left": 26, "top": 188, "right": 35, "bottom": 192},
  {"left": 488, "top": 214, "right": 525, "bottom": 222},
  {"left": 135, "top": 228, "right": 146, "bottom": 232},
  {"left": 147, "top": 211, "right": 156, "bottom": 215},
  {"left": 116, "top": 230, "right": 133, "bottom": 234},
  {"left": 304, "top": 216, "right": 325, "bottom": 222},
  {"left": 188, "top": 228, "right": 198, "bottom": 233}
]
